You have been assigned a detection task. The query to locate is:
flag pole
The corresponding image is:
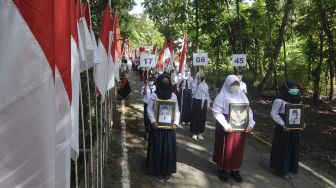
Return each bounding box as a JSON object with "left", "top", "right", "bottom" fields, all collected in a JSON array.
[
  {"left": 75, "top": 157, "right": 79, "bottom": 188},
  {"left": 79, "top": 81, "right": 88, "bottom": 188},
  {"left": 79, "top": 0, "right": 95, "bottom": 187}
]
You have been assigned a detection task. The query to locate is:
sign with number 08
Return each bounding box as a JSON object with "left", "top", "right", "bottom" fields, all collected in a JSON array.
[
  {"left": 231, "top": 54, "right": 247, "bottom": 67},
  {"left": 193, "top": 53, "right": 208, "bottom": 66},
  {"left": 140, "top": 54, "right": 157, "bottom": 68}
]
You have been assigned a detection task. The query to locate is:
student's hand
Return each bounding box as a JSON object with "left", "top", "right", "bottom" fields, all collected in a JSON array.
[
  {"left": 226, "top": 127, "right": 234, "bottom": 133},
  {"left": 245, "top": 126, "right": 253, "bottom": 133},
  {"left": 282, "top": 126, "right": 289, "bottom": 132},
  {"left": 152, "top": 122, "right": 159, "bottom": 129},
  {"left": 171, "top": 124, "right": 177, "bottom": 130}
]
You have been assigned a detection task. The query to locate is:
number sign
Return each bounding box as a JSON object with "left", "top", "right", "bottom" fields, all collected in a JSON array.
[
  {"left": 140, "top": 54, "right": 156, "bottom": 68},
  {"left": 231, "top": 54, "right": 247, "bottom": 67},
  {"left": 193, "top": 53, "right": 208, "bottom": 66}
]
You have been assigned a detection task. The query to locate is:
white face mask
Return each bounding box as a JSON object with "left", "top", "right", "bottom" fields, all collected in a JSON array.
[
  {"left": 148, "top": 81, "right": 154, "bottom": 86},
  {"left": 229, "top": 85, "right": 240, "bottom": 93}
]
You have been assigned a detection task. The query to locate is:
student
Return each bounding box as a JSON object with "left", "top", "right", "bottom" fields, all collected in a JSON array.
[
  {"left": 117, "top": 72, "right": 131, "bottom": 99},
  {"left": 212, "top": 75, "right": 255, "bottom": 183},
  {"left": 270, "top": 80, "right": 302, "bottom": 180},
  {"left": 190, "top": 72, "right": 211, "bottom": 140},
  {"left": 141, "top": 76, "right": 156, "bottom": 141},
  {"left": 146, "top": 74, "right": 180, "bottom": 182},
  {"left": 235, "top": 69, "right": 247, "bottom": 94},
  {"left": 178, "top": 69, "right": 193, "bottom": 125}
]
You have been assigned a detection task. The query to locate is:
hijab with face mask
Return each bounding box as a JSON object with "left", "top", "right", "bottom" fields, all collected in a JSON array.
[
  {"left": 155, "top": 74, "right": 173, "bottom": 100},
  {"left": 216, "top": 75, "right": 249, "bottom": 114},
  {"left": 279, "top": 80, "right": 302, "bottom": 104}
]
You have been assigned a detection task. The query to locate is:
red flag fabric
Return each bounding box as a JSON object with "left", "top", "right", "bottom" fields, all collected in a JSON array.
[{"left": 179, "top": 35, "right": 188, "bottom": 73}]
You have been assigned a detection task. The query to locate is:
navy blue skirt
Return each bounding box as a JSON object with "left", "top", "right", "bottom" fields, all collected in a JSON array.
[
  {"left": 270, "top": 114, "right": 300, "bottom": 175},
  {"left": 146, "top": 127, "right": 177, "bottom": 176},
  {"left": 178, "top": 89, "right": 192, "bottom": 123}
]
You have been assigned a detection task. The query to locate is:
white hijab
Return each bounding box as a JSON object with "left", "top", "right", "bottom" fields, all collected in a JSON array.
[
  {"left": 194, "top": 72, "right": 210, "bottom": 108},
  {"left": 219, "top": 75, "right": 249, "bottom": 113}
]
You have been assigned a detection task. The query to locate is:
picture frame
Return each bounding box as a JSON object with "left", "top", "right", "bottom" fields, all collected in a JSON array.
[
  {"left": 155, "top": 99, "right": 176, "bottom": 129},
  {"left": 285, "top": 104, "right": 304, "bottom": 130},
  {"left": 229, "top": 103, "right": 249, "bottom": 131}
]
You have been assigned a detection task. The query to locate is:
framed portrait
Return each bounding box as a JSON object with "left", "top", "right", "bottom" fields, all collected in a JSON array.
[
  {"left": 285, "top": 104, "right": 304, "bottom": 130},
  {"left": 229, "top": 103, "right": 249, "bottom": 131},
  {"left": 155, "top": 99, "right": 176, "bottom": 129}
]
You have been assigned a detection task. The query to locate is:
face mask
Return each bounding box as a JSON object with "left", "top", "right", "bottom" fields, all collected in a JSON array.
[
  {"left": 288, "top": 89, "right": 299, "bottom": 95},
  {"left": 230, "top": 85, "right": 240, "bottom": 93},
  {"left": 200, "top": 77, "right": 205, "bottom": 82},
  {"left": 148, "top": 81, "right": 154, "bottom": 86},
  {"left": 237, "top": 75, "right": 242, "bottom": 81},
  {"left": 162, "top": 82, "right": 170, "bottom": 89}
]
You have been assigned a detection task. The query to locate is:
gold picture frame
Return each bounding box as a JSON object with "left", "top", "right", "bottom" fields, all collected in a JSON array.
[
  {"left": 285, "top": 104, "right": 304, "bottom": 130},
  {"left": 155, "top": 99, "right": 176, "bottom": 129},
  {"left": 229, "top": 103, "right": 249, "bottom": 131}
]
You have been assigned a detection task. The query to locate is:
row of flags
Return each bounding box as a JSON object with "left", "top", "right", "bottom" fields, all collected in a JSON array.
[{"left": 0, "top": 0, "right": 121, "bottom": 187}]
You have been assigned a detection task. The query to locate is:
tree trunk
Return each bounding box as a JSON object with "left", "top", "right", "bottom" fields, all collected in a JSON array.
[
  {"left": 316, "top": 0, "right": 335, "bottom": 100},
  {"left": 236, "top": 0, "right": 243, "bottom": 52},
  {"left": 283, "top": 39, "right": 288, "bottom": 81},
  {"left": 258, "top": 0, "right": 293, "bottom": 91},
  {"left": 195, "top": 0, "right": 200, "bottom": 72},
  {"left": 313, "top": 31, "right": 324, "bottom": 102}
]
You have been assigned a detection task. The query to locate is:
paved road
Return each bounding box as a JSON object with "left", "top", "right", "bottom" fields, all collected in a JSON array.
[{"left": 105, "top": 68, "right": 333, "bottom": 188}]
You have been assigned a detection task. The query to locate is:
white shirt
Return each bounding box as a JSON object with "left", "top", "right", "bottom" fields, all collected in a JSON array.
[
  {"left": 141, "top": 85, "right": 156, "bottom": 104},
  {"left": 180, "top": 76, "right": 193, "bottom": 90},
  {"left": 147, "top": 93, "right": 180, "bottom": 126},
  {"left": 192, "top": 81, "right": 212, "bottom": 108},
  {"left": 270, "top": 99, "right": 289, "bottom": 127}
]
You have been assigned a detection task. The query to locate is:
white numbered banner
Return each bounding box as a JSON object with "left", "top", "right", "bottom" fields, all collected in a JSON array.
[
  {"left": 231, "top": 54, "right": 247, "bottom": 67},
  {"left": 140, "top": 54, "right": 157, "bottom": 68},
  {"left": 193, "top": 53, "right": 208, "bottom": 66}
]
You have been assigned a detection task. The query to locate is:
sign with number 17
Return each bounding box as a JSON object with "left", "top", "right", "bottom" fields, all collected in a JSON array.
[
  {"left": 231, "top": 54, "right": 247, "bottom": 67},
  {"left": 140, "top": 54, "right": 157, "bottom": 68}
]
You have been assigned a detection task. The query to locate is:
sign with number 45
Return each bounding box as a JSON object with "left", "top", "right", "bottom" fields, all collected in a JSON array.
[
  {"left": 193, "top": 53, "right": 208, "bottom": 66},
  {"left": 231, "top": 54, "right": 247, "bottom": 67},
  {"left": 140, "top": 54, "right": 157, "bottom": 68}
]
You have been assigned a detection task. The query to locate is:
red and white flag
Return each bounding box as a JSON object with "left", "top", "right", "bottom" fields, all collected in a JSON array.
[
  {"left": 0, "top": 0, "right": 56, "bottom": 187},
  {"left": 112, "top": 12, "right": 122, "bottom": 82},
  {"left": 78, "top": 1, "right": 97, "bottom": 72},
  {"left": 70, "top": 0, "right": 81, "bottom": 161},
  {"left": 179, "top": 34, "right": 188, "bottom": 73},
  {"left": 152, "top": 44, "right": 157, "bottom": 54},
  {"left": 162, "top": 39, "right": 171, "bottom": 63},
  {"left": 94, "top": 5, "right": 114, "bottom": 100},
  {"left": 54, "top": 0, "right": 72, "bottom": 187}
]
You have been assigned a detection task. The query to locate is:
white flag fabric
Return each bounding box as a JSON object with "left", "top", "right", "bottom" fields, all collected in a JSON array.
[
  {"left": 0, "top": 0, "right": 55, "bottom": 187},
  {"left": 78, "top": 17, "right": 95, "bottom": 72},
  {"left": 163, "top": 47, "right": 171, "bottom": 62}
]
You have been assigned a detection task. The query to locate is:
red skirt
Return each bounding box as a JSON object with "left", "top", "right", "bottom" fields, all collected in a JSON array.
[{"left": 212, "top": 120, "right": 246, "bottom": 170}]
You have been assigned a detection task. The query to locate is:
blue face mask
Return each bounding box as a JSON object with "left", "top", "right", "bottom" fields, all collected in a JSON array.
[{"left": 288, "top": 89, "right": 299, "bottom": 96}]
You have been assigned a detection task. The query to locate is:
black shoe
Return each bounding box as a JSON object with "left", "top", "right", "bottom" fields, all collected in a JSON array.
[
  {"left": 164, "top": 175, "right": 171, "bottom": 182},
  {"left": 218, "top": 169, "right": 229, "bottom": 182},
  {"left": 155, "top": 175, "right": 164, "bottom": 182},
  {"left": 230, "top": 170, "right": 243, "bottom": 183}
]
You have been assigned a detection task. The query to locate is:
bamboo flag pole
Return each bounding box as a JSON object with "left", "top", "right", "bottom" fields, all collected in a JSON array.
[
  {"left": 78, "top": 0, "right": 95, "bottom": 187},
  {"left": 79, "top": 81, "right": 88, "bottom": 188},
  {"left": 84, "top": 0, "right": 101, "bottom": 186},
  {"left": 75, "top": 158, "right": 79, "bottom": 188}
]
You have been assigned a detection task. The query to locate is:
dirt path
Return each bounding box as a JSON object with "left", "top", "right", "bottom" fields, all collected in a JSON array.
[{"left": 105, "top": 67, "right": 334, "bottom": 188}]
